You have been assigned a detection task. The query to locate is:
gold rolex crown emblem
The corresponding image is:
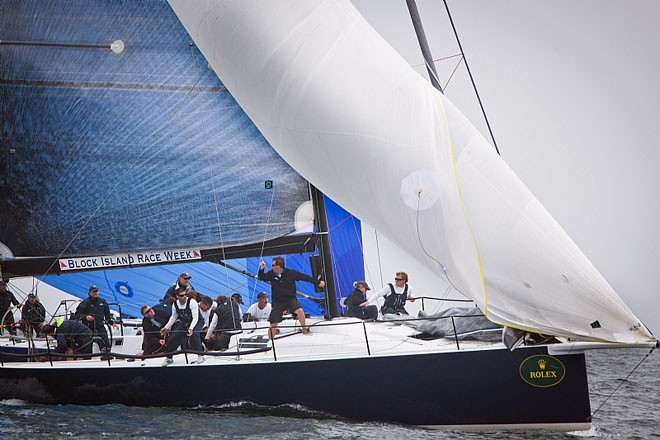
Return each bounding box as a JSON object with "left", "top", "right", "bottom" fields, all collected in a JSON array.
[{"left": 537, "top": 359, "right": 547, "bottom": 370}]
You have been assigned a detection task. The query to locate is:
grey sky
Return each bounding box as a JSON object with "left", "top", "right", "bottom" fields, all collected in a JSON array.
[{"left": 354, "top": 1, "right": 659, "bottom": 335}]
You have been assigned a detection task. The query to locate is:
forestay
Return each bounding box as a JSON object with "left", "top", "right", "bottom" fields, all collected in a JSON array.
[{"left": 169, "top": 0, "right": 653, "bottom": 343}]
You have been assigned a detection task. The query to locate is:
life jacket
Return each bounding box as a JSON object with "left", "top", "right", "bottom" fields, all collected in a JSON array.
[
  {"left": 382, "top": 283, "right": 408, "bottom": 312},
  {"left": 174, "top": 298, "right": 193, "bottom": 327}
]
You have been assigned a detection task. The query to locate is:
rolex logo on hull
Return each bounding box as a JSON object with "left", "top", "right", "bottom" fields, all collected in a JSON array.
[{"left": 520, "top": 355, "right": 566, "bottom": 388}]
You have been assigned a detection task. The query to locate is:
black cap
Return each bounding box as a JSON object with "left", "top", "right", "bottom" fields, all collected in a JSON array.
[
  {"left": 231, "top": 293, "right": 244, "bottom": 304},
  {"left": 27, "top": 293, "right": 36, "bottom": 298},
  {"left": 256, "top": 292, "right": 268, "bottom": 299},
  {"left": 179, "top": 272, "right": 191, "bottom": 279},
  {"left": 88, "top": 285, "right": 99, "bottom": 292},
  {"left": 355, "top": 281, "right": 371, "bottom": 290}
]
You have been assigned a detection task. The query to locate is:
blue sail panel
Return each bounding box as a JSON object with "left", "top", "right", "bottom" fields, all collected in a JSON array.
[
  {"left": 324, "top": 196, "right": 364, "bottom": 307},
  {"left": 0, "top": 1, "right": 309, "bottom": 258}
]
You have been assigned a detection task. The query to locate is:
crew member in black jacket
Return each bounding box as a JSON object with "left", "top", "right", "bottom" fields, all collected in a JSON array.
[
  {"left": 140, "top": 304, "right": 170, "bottom": 355},
  {"left": 0, "top": 280, "right": 20, "bottom": 336},
  {"left": 344, "top": 281, "right": 378, "bottom": 320},
  {"left": 205, "top": 295, "right": 242, "bottom": 350},
  {"left": 74, "top": 285, "right": 116, "bottom": 353},
  {"left": 20, "top": 293, "right": 46, "bottom": 337},
  {"left": 41, "top": 319, "right": 93, "bottom": 356},
  {"left": 258, "top": 256, "right": 325, "bottom": 338}
]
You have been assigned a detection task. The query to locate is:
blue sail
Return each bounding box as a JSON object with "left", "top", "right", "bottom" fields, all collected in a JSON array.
[
  {"left": 1, "top": 1, "right": 365, "bottom": 317},
  {"left": 0, "top": 0, "right": 309, "bottom": 258}
]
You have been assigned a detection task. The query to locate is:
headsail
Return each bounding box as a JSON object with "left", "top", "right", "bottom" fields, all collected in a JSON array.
[{"left": 169, "top": 0, "right": 653, "bottom": 343}]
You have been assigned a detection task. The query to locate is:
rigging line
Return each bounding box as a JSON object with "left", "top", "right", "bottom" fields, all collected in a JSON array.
[
  {"left": 442, "top": 0, "right": 501, "bottom": 155},
  {"left": 411, "top": 53, "right": 463, "bottom": 69},
  {"left": 413, "top": 190, "right": 463, "bottom": 296},
  {"left": 252, "top": 185, "right": 277, "bottom": 304},
  {"left": 443, "top": 55, "right": 465, "bottom": 92},
  {"left": 191, "top": 38, "right": 234, "bottom": 307},
  {"left": 200, "top": 98, "right": 232, "bottom": 297},
  {"left": 591, "top": 346, "right": 656, "bottom": 417},
  {"left": 374, "top": 229, "right": 384, "bottom": 288},
  {"left": 30, "top": 56, "right": 212, "bottom": 287}
]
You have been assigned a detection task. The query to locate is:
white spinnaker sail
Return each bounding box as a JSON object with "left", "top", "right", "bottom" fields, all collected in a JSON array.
[{"left": 169, "top": 0, "right": 653, "bottom": 343}]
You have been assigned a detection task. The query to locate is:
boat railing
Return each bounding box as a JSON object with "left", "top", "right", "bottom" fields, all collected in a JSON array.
[
  {"left": 0, "top": 328, "right": 270, "bottom": 366},
  {"left": 106, "top": 302, "right": 124, "bottom": 337},
  {"left": 1, "top": 311, "right": 495, "bottom": 366},
  {"left": 267, "top": 312, "right": 493, "bottom": 358},
  {"left": 50, "top": 299, "right": 81, "bottom": 322},
  {"left": 416, "top": 296, "right": 474, "bottom": 313}
]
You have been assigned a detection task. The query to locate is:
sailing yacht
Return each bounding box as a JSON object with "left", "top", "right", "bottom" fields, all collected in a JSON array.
[{"left": 0, "top": 0, "right": 655, "bottom": 431}]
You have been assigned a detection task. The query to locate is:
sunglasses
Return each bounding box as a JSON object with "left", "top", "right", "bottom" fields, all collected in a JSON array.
[
  {"left": 182, "top": 277, "right": 191, "bottom": 280},
  {"left": 394, "top": 278, "right": 404, "bottom": 281},
  {"left": 143, "top": 308, "right": 153, "bottom": 314},
  {"left": 177, "top": 294, "right": 186, "bottom": 298}
]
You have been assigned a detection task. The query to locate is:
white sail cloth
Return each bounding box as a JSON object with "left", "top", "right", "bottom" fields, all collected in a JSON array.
[{"left": 169, "top": 0, "right": 653, "bottom": 343}]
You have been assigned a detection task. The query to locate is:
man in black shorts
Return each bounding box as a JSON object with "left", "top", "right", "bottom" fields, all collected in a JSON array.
[{"left": 258, "top": 257, "right": 325, "bottom": 338}]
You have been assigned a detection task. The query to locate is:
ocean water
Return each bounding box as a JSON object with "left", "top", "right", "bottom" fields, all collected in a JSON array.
[{"left": 1, "top": 348, "right": 658, "bottom": 439}]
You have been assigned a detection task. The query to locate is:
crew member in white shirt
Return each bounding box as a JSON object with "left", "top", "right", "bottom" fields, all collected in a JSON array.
[
  {"left": 245, "top": 292, "right": 272, "bottom": 321},
  {"left": 361, "top": 271, "right": 416, "bottom": 315}
]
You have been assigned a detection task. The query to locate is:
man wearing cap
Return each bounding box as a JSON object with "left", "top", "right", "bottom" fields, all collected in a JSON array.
[
  {"left": 74, "top": 285, "right": 116, "bottom": 354},
  {"left": 361, "top": 272, "right": 416, "bottom": 315},
  {"left": 231, "top": 293, "right": 246, "bottom": 316},
  {"left": 162, "top": 272, "right": 194, "bottom": 302},
  {"left": 20, "top": 293, "right": 46, "bottom": 337},
  {"left": 245, "top": 292, "right": 272, "bottom": 322},
  {"left": 160, "top": 286, "right": 205, "bottom": 365},
  {"left": 258, "top": 256, "right": 325, "bottom": 337},
  {"left": 345, "top": 281, "right": 378, "bottom": 320},
  {"left": 0, "top": 280, "right": 20, "bottom": 336}
]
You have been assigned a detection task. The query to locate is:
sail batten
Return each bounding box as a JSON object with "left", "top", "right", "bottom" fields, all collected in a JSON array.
[{"left": 169, "top": 0, "right": 653, "bottom": 343}]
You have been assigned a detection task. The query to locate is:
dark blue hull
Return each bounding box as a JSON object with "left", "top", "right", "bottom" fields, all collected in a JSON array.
[{"left": 0, "top": 345, "right": 590, "bottom": 428}]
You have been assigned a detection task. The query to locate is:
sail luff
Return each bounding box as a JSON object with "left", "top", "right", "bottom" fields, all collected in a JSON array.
[{"left": 168, "top": 0, "right": 653, "bottom": 343}]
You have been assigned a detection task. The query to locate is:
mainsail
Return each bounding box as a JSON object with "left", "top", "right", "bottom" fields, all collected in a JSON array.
[
  {"left": 169, "top": 0, "right": 653, "bottom": 343},
  {"left": 0, "top": 1, "right": 311, "bottom": 263}
]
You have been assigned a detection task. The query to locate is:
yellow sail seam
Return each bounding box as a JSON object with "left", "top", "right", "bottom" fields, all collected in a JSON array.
[{"left": 436, "top": 93, "right": 489, "bottom": 314}]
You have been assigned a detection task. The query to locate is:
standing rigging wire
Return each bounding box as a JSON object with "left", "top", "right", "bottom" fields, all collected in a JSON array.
[
  {"left": 442, "top": 0, "right": 500, "bottom": 155},
  {"left": 442, "top": 55, "right": 465, "bottom": 92},
  {"left": 591, "top": 346, "right": 657, "bottom": 417},
  {"left": 27, "top": 31, "right": 212, "bottom": 293},
  {"left": 373, "top": 229, "right": 384, "bottom": 288},
  {"left": 252, "top": 186, "right": 277, "bottom": 305},
  {"left": 185, "top": 40, "right": 235, "bottom": 312}
]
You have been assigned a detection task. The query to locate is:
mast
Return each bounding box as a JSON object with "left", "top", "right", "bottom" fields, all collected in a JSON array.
[
  {"left": 310, "top": 185, "right": 339, "bottom": 318},
  {"left": 405, "top": 0, "right": 443, "bottom": 94},
  {"left": 407, "top": 0, "right": 501, "bottom": 154}
]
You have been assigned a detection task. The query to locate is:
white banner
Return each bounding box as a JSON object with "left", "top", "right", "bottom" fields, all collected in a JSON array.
[{"left": 59, "top": 249, "right": 202, "bottom": 271}]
